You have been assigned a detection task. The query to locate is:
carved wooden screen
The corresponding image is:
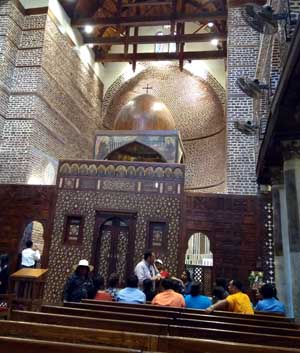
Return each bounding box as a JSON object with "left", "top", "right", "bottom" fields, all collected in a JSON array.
[{"left": 94, "top": 212, "right": 136, "bottom": 286}]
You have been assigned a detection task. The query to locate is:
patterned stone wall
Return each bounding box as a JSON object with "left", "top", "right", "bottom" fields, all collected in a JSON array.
[
  {"left": 227, "top": 6, "right": 260, "bottom": 194},
  {"left": 44, "top": 160, "right": 184, "bottom": 304},
  {"left": 0, "top": 0, "right": 103, "bottom": 184},
  {"left": 102, "top": 65, "right": 226, "bottom": 192}
]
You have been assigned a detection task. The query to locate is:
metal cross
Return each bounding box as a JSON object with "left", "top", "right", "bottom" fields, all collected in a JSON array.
[{"left": 142, "top": 84, "right": 153, "bottom": 94}]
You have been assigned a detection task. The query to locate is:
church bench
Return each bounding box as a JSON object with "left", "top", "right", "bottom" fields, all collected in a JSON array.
[
  {"left": 1, "top": 321, "right": 300, "bottom": 353},
  {"left": 42, "top": 305, "right": 172, "bottom": 325},
  {"left": 62, "top": 302, "right": 297, "bottom": 330},
  {"left": 11, "top": 310, "right": 169, "bottom": 335},
  {"left": 41, "top": 305, "right": 299, "bottom": 336},
  {"left": 83, "top": 299, "right": 293, "bottom": 323},
  {"left": 12, "top": 310, "right": 300, "bottom": 339},
  {"left": 0, "top": 336, "right": 153, "bottom": 353},
  {"left": 65, "top": 301, "right": 180, "bottom": 318},
  {"left": 3, "top": 319, "right": 300, "bottom": 349}
]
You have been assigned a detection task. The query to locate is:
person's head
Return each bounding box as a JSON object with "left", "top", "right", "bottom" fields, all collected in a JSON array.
[
  {"left": 212, "top": 286, "right": 225, "bottom": 301},
  {"left": 0, "top": 253, "right": 9, "bottom": 267},
  {"left": 143, "top": 278, "right": 153, "bottom": 292},
  {"left": 181, "top": 270, "right": 191, "bottom": 283},
  {"left": 126, "top": 274, "right": 138, "bottom": 288},
  {"left": 215, "top": 278, "right": 227, "bottom": 289},
  {"left": 259, "top": 283, "right": 275, "bottom": 299},
  {"left": 93, "top": 276, "right": 105, "bottom": 291},
  {"left": 25, "top": 240, "right": 33, "bottom": 249},
  {"left": 108, "top": 273, "right": 119, "bottom": 288},
  {"left": 155, "top": 259, "right": 163, "bottom": 271},
  {"left": 161, "top": 278, "right": 173, "bottom": 291},
  {"left": 190, "top": 282, "right": 202, "bottom": 297},
  {"left": 144, "top": 250, "right": 155, "bottom": 265},
  {"left": 228, "top": 279, "right": 243, "bottom": 294},
  {"left": 74, "top": 259, "right": 92, "bottom": 278}
]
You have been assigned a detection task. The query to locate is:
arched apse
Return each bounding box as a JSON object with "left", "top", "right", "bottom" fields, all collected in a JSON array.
[{"left": 102, "top": 64, "right": 226, "bottom": 192}]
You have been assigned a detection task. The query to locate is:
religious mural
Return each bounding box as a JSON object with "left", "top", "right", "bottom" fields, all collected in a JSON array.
[{"left": 94, "top": 133, "right": 182, "bottom": 163}]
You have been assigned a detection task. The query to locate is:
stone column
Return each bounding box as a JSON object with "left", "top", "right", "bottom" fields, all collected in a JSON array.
[
  {"left": 271, "top": 168, "right": 294, "bottom": 317},
  {"left": 282, "top": 140, "right": 300, "bottom": 318}
]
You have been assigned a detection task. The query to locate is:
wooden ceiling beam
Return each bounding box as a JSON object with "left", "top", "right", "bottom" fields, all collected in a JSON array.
[
  {"left": 95, "top": 50, "right": 226, "bottom": 62},
  {"left": 84, "top": 32, "right": 227, "bottom": 45},
  {"left": 72, "top": 11, "right": 227, "bottom": 27},
  {"left": 121, "top": 0, "right": 172, "bottom": 7}
]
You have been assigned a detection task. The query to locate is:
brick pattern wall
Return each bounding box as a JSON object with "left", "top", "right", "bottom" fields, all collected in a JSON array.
[
  {"left": 227, "top": 6, "right": 260, "bottom": 194},
  {"left": 102, "top": 65, "right": 226, "bottom": 192},
  {"left": 0, "top": 1, "right": 103, "bottom": 184}
]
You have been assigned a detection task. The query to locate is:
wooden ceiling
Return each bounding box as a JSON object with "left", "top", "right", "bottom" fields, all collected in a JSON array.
[{"left": 58, "top": 0, "right": 227, "bottom": 70}]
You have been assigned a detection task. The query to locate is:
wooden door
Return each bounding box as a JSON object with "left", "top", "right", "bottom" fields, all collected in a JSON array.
[{"left": 94, "top": 212, "right": 136, "bottom": 286}]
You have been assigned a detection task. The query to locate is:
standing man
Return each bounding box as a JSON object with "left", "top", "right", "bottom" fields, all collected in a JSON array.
[
  {"left": 21, "top": 240, "right": 41, "bottom": 268},
  {"left": 135, "top": 250, "right": 160, "bottom": 288}
]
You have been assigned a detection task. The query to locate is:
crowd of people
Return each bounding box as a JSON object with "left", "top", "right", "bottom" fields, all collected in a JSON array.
[{"left": 63, "top": 250, "right": 286, "bottom": 315}]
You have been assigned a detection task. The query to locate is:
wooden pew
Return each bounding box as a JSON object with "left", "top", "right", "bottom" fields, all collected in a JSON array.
[
  {"left": 42, "top": 306, "right": 300, "bottom": 336},
  {"left": 1, "top": 321, "right": 300, "bottom": 353},
  {"left": 42, "top": 305, "right": 173, "bottom": 325},
  {"left": 11, "top": 310, "right": 300, "bottom": 342},
  {"left": 57, "top": 303, "right": 298, "bottom": 330},
  {"left": 83, "top": 299, "right": 293, "bottom": 323},
  {"left": 0, "top": 336, "right": 152, "bottom": 353},
  {"left": 11, "top": 310, "right": 169, "bottom": 335}
]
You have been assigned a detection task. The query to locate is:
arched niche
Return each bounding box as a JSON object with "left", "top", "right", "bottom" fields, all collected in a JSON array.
[
  {"left": 184, "top": 232, "right": 213, "bottom": 295},
  {"left": 105, "top": 141, "right": 167, "bottom": 163},
  {"left": 19, "top": 221, "right": 44, "bottom": 268}
]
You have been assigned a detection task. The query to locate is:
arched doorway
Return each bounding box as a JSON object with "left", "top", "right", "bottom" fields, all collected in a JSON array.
[
  {"left": 19, "top": 221, "right": 44, "bottom": 268},
  {"left": 185, "top": 232, "right": 213, "bottom": 295},
  {"left": 94, "top": 213, "right": 136, "bottom": 286}
]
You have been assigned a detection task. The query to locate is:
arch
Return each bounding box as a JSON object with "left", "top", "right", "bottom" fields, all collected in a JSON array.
[
  {"left": 105, "top": 141, "right": 167, "bottom": 163},
  {"left": 184, "top": 232, "right": 213, "bottom": 295},
  {"left": 19, "top": 220, "right": 44, "bottom": 268}
]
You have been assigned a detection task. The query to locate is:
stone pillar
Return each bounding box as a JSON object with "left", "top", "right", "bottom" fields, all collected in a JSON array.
[
  {"left": 271, "top": 168, "right": 294, "bottom": 317},
  {"left": 282, "top": 140, "right": 300, "bottom": 317},
  {"left": 226, "top": 5, "right": 260, "bottom": 195}
]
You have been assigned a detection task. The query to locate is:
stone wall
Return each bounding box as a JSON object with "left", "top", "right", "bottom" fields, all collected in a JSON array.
[
  {"left": 0, "top": 0, "right": 103, "bottom": 184},
  {"left": 226, "top": 6, "right": 260, "bottom": 194}
]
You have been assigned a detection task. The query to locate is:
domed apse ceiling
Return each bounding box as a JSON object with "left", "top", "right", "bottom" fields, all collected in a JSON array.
[{"left": 103, "top": 65, "right": 226, "bottom": 192}]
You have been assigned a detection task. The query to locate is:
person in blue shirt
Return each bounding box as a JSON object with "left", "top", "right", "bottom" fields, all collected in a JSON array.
[
  {"left": 184, "top": 282, "right": 212, "bottom": 309},
  {"left": 117, "top": 274, "right": 146, "bottom": 304},
  {"left": 255, "top": 283, "right": 285, "bottom": 314}
]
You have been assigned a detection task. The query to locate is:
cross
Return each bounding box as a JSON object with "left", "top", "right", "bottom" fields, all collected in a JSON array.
[{"left": 142, "top": 84, "right": 153, "bottom": 94}]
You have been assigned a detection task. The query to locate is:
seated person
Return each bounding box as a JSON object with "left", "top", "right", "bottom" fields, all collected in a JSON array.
[
  {"left": 94, "top": 276, "right": 113, "bottom": 301},
  {"left": 185, "top": 282, "right": 212, "bottom": 309},
  {"left": 106, "top": 273, "right": 119, "bottom": 301},
  {"left": 155, "top": 259, "right": 170, "bottom": 278},
  {"left": 212, "top": 277, "right": 229, "bottom": 303},
  {"left": 181, "top": 270, "right": 192, "bottom": 295},
  {"left": 205, "top": 279, "right": 254, "bottom": 315},
  {"left": 255, "top": 283, "right": 285, "bottom": 314},
  {"left": 152, "top": 278, "right": 185, "bottom": 308},
  {"left": 117, "top": 274, "right": 146, "bottom": 304},
  {"left": 143, "top": 278, "right": 155, "bottom": 302},
  {"left": 63, "top": 260, "right": 94, "bottom": 302}
]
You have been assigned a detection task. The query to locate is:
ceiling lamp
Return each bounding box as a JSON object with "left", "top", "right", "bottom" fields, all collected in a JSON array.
[
  {"left": 207, "top": 22, "right": 214, "bottom": 28},
  {"left": 85, "top": 25, "right": 94, "bottom": 34},
  {"left": 210, "top": 39, "right": 219, "bottom": 46}
]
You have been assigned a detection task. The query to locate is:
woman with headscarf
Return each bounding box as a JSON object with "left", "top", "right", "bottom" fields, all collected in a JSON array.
[{"left": 63, "top": 259, "right": 94, "bottom": 302}]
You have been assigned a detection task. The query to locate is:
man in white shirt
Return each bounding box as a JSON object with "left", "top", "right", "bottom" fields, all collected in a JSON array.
[
  {"left": 21, "top": 240, "right": 41, "bottom": 268},
  {"left": 134, "top": 250, "right": 160, "bottom": 288}
]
